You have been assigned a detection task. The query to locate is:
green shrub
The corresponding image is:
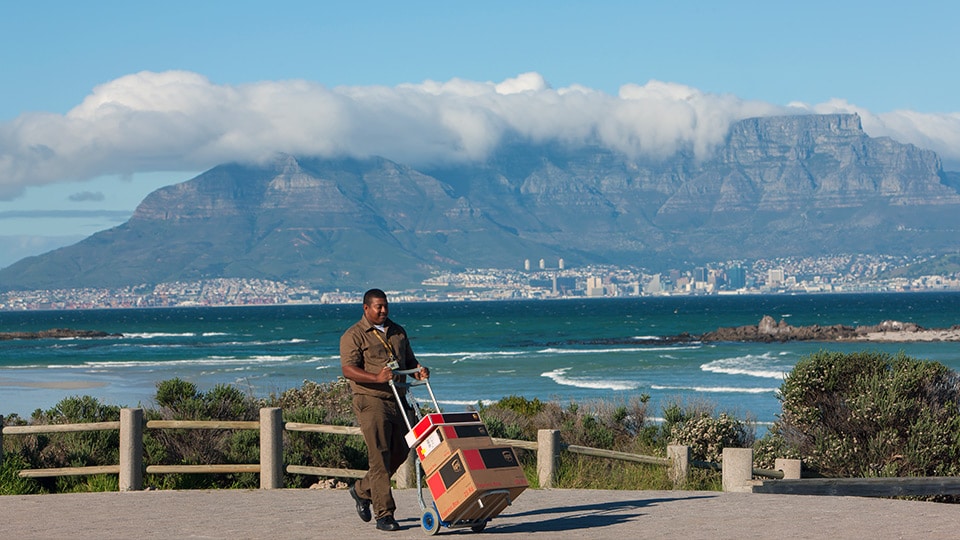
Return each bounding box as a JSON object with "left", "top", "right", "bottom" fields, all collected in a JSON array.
[
  {"left": 669, "top": 411, "right": 753, "bottom": 463},
  {"left": 0, "top": 453, "right": 43, "bottom": 495},
  {"left": 661, "top": 397, "right": 754, "bottom": 464},
  {"left": 145, "top": 379, "right": 261, "bottom": 490},
  {"left": 777, "top": 350, "right": 960, "bottom": 478},
  {"left": 495, "top": 395, "right": 546, "bottom": 416}
]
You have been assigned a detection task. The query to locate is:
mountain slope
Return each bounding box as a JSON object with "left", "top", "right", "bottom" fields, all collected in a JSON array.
[{"left": 1, "top": 113, "right": 958, "bottom": 291}]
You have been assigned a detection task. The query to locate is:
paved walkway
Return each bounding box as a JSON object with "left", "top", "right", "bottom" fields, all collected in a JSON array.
[{"left": 3, "top": 487, "right": 959, "bottom": 539}]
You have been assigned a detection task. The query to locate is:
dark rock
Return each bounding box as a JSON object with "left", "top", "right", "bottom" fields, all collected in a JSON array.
[{"left": 0, "top": 328, "right": 122, "bottom": 340}]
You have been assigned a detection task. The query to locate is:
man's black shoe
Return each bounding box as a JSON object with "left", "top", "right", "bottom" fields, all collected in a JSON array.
[
  {"left": 349, "top": 484, "right": 372, "bottom": 522},
  {"left": 376, "top": 516, "right": 401, "bottom": 531}
]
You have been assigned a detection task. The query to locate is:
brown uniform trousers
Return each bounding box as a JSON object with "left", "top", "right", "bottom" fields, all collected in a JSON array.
[{"left": 352, "top": 393, "right": 410, "bottom": 519}]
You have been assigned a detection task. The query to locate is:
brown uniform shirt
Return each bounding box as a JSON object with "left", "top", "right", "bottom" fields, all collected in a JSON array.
[{"left": 340, "top": 316, "right": 419, "bottom": 399}]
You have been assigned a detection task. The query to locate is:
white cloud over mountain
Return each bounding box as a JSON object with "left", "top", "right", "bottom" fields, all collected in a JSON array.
[{"left": 2, "top": 70, "right": 959, "bottom": 201}]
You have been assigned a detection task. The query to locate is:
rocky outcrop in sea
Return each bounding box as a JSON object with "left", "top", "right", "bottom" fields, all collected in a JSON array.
[{"left": 0, "top": 328, "right": 122, "bottom": 340}]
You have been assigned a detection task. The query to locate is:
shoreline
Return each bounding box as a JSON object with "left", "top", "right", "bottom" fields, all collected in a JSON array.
[{"left": 698, "top": 316, "right": 960, "bottom": 343}]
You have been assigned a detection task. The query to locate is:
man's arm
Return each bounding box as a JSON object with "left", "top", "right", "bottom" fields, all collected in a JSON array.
[{"left": 342, "top": 364, "right": 395, "bottom": 384}]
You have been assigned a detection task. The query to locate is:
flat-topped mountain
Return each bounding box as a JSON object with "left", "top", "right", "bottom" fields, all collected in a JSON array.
[{"left": 2, "top": 113, "right": 959, "bottom": 291}]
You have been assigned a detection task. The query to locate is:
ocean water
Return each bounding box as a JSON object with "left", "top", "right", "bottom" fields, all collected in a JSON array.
[{"left": 2, "top": 292, "right": 959, "bottom": 426}]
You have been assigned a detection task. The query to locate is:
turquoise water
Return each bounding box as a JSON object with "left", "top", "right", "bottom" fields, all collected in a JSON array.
[{"left": 2, "top": 293, "right": 959, "bottom": 425}]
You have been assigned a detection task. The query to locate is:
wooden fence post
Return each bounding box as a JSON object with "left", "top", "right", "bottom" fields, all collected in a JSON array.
[
  {"left": 394, "top": 448, "right": 417, "bottom": 489},
  {"left": 722, "top": 447, "right": 757, "bottom": 492},
  {"left": 119, "top": 408, "right": 144, "bottom": 491},
  {"left": 1, "top": 414, "right": 4, "bottom": 470},
  {"left": 260, "top": 407, "right": 283, "bottom": 489},
  {"left": 775, "top": 458, "right": 802, "bottom": 479},
  {"left": 667, "top": 444, "right": 690, "bottom": 488},
  {"left": 537, "top": 429, "right": 560, "bottom": 488}
]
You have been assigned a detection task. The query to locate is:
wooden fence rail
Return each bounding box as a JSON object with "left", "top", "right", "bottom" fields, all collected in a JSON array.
[{"left": 4, "top": 408, "right": 955, "bottom": 498}]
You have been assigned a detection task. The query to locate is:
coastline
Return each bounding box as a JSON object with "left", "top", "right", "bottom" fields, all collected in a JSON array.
[
  {"left": 851, "top": 328, "right": 960, "bottom": 342},
  {"left": 698, "top": 316, "right": 960, "bottom": 343}
]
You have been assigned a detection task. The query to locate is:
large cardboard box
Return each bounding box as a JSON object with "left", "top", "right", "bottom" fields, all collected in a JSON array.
[
  {"left": 405, "top": 411, "right": 483, "bottom": 447},
  {"left": 425, "top": 446, "right": 528, "bottom": 522},
  {"left": 417, "top": 423, "right": 494, "bottom": 475}
]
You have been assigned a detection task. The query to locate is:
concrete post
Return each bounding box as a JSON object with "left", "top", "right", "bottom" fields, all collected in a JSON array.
[
  {"left": 537, "top": 429, "right": 560, "bottom": 489},
  {"left": 667, "top": 444, "right": 690, "bottom": 488},
  {"left": 393, "top": 448, "right": 417, "bottom": 489},
  {"left": 259, "top": 407, "right": 284, "bottom": 489},
  {"left": 775, "top": 458, "right": 802, "bottom": 479},
  {"left": 119, "top": 408, "right": 144, "bottom": 491},
  {"left": 722, "top": 447, "right": 756, "bottom": 492}
]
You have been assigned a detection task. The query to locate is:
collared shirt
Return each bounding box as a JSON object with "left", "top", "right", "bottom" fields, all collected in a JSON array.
[{"left": 340, "top": 316, "right": 418, "bottom": 398}]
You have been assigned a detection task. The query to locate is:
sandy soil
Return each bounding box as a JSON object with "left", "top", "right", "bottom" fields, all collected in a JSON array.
[{"left": 851, "top": 329, "right": 960, "bottom": 342}]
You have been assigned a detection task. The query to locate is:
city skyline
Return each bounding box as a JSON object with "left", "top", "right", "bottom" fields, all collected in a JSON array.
[{"left": 4, "top": 252, "right": 957, "bottom": 311}]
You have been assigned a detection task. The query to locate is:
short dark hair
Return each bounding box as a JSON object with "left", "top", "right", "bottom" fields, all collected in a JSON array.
[{"left": 363, "top": 288, "right": 387, "bottom": 306}]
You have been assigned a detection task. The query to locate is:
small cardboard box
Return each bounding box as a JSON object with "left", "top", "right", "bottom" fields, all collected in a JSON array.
[
  {"left": 417, "top": 423, "right": 494, "bottom": 475},
  {"left": 405, "top": 411, "right": 483, "bottom": 447},
  {"left": 425, "top": 446, "right": 528, "bottom": 522}
]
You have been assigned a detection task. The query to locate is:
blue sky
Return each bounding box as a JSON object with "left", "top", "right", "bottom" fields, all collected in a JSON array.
[{"left": 2, "top": 1, "right": 959, "bottom": 269}]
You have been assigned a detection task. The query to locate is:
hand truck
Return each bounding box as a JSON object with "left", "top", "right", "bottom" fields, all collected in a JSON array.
[{"left": 390, "top": 368, "right": 516, "bottom": 535}]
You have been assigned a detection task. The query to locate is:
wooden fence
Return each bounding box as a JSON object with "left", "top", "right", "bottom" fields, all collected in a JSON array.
[{"left": 4, "top": 408, "right": 959, "bottom": 497}]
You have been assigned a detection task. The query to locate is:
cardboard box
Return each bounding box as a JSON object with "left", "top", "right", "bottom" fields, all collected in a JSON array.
[
  {"left": 417, "top": 423, "right": 494, "bottom": 475},
  {"left": 405, "top": 411, "right": 483, "bottom": 447},
  {"left": 425, "top": 446, "right": 528, "bottom": 522}
]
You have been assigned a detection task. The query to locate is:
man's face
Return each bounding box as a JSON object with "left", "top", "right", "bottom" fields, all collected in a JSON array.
[{"left": 363, "top": 297, "right": 389, "bottom": 326}]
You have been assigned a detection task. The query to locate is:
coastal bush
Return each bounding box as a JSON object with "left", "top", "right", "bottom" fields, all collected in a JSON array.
[
  {"left": 478, "top": 394, "right": 675, "bottom": 489},
  {"left": 264, "top": 378, "right": 354, "bottom": 425},
  {"left": 777, "top": 350, "right": 960, "bottom": 478},
  {"left": 262, "top": 378, "right": 368, "bottom": 487},
  {"left": 0, "top": 453, "right": 43, "bottom": 495},
  {"left": 662, "top": 399, "right": 755, "bottom": 463},
  {"left": 144, "top": 378, "right": 262, "bottom": 490}
]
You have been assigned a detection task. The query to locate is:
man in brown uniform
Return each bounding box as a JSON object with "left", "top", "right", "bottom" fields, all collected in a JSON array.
[{"left": 341, "top": 288, "right": 429, "bottom": 532}]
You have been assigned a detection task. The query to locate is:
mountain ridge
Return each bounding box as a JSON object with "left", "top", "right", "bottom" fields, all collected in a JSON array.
[{"left": 2, "top": 113, "right": 958, "bottom": 291}]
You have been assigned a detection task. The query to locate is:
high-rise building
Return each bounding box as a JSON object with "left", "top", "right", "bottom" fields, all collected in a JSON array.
[
  {"left": 727, "top": 266, "right": 746, "bottom": 289},
  {"left": 768, "top": 268, "right": 785, "bottom": 285},
  {"left": 586, "top": 276, "right": 604, "bottom": 297}
]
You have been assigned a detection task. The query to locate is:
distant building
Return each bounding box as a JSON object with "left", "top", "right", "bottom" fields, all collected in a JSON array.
[
  {"left": 586, "top": 276, "right": 604, "bottom": 297},
  {"left": 727, "top": 266, "right": 746, "bottom": 289},
  {"left": 768, "top": 268, "right": 785, "bottom": 286},
  {"left": 644, "top": 274, "right": 663, "bottom": 294}
]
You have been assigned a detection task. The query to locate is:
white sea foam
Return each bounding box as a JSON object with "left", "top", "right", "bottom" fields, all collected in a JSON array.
[
  {"left": 417, "top": 350, "right": 528, "bottom": 364},
  {"left": 49, "top": 354, "right": 307, "bottom": 370},
  {"left": 541, "top": 367, "right": 640, "bottom": 391},
  {"left": 700, "top": 352, "right": 790, "bottom": 379},
  {"left": 650, "top": 384, "right": 776, "bottom": 394},
  {"left": 123, "top": 332, "right": 197, "bottom": 338},
  {"left": 417, "top": 350, "right": 526, "bottom": 358},
  {"left": 435, "top": 399, "right": 496, "bottom": 407},
  {"left": 538, "top": 345, "right": 700, "bottom": 355}
]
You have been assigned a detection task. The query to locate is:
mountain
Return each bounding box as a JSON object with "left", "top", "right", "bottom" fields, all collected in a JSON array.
[{"left": 2, "top": 113, "right": 959, "bottom": 291}]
